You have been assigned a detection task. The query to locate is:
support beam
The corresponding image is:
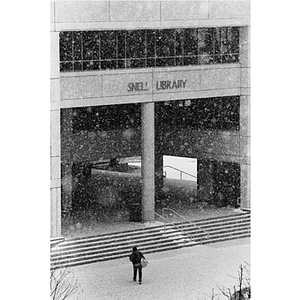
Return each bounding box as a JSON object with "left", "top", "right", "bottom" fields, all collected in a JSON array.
[{"left": 141, "top": 102, "right": 155, "bottom": 222}]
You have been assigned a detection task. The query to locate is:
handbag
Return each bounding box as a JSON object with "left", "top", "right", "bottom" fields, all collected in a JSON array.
[{"left": 140, "top": 258, "right": 148, "bottom": 268}]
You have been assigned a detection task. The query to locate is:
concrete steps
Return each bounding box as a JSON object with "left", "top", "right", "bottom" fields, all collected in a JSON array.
[{"left": 50, "top": 212, "right": 250, "bottom": 269}]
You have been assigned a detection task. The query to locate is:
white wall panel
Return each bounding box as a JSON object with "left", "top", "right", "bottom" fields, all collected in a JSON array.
[
  {"left": 209, "top": 1, "right": 250, "bottom": 19},
  {"left": 110, "top": 1, "right": 160, "bottom": 22},
  {"left": 50, "top": 32, "right": 59, "bottom": 79},
  {"left": 61, "top": 75, "right": 102, "bottom": 100},
  {"left": 50, "top": 109, "right": 61, "bottom": 157},
  {"left": 200, "top": 67, "right": 240, "bottom": 90},
  {"left": 55, "top": 1, "right": 109, "bottom": 23},
  {"left": 51, "top": 156, "right": 61, "bottom": 180},
  {"left": 161, "top": 1, "right": 208, "bottom": 21},
  {"left": 50, "top": 79, "right": 60, "bottom": 103}
]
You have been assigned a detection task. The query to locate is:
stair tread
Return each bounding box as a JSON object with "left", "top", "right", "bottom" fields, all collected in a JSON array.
[{"left": 50, "top": 213, "right": 251, "bottom": 269}]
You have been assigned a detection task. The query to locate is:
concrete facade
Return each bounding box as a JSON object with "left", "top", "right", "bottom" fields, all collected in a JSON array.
[{"left": 50, "top": 0, "right": 250, "bottom": 238}]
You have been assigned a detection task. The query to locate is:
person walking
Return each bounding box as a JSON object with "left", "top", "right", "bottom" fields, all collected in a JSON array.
[{"left": 129, "top": 246, "right": 146, "bottom": 284}]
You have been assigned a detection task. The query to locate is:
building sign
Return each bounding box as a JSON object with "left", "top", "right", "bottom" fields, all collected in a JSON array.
[
  {"left": 103, "top": 70, "right": 201, "bottom": 97},
  {"left": 153, "top": 71, "right": 201, "bottom": 94},
  {"left": 127, "top": 81, "right": 150, "bottom": 92},
  {"left": 62, "top": 67, "right": 239, "bottom": 102},
  {"left": 127, "top": 79, "right": 188, "bottom": 92},
  {"left": 155, "top": 79, "right": 187, "bottom": 90}
]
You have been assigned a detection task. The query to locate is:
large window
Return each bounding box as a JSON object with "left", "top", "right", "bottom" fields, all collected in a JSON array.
[
  {"left": 60, "top": 27, "right": 239, "bottom": 72},
  {"left": 155, "top": 96, "right": 240, "bottom": 131},
  {"left": 71, "top": 103, "right": 141, "bottom": 133}
]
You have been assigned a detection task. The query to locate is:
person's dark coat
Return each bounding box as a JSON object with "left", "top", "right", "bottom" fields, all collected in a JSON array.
[{"left": 129, "top": 247, "right": 145, "bottom": 266}]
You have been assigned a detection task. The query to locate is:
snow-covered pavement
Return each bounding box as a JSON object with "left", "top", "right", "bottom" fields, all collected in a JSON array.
[{"left": 67, "top": 238, "right": 250, "bottom": 300}]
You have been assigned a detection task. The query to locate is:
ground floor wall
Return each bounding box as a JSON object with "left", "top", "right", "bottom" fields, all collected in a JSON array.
[{"left": 51, "top": 94, "right": 250, "bottom": 238}]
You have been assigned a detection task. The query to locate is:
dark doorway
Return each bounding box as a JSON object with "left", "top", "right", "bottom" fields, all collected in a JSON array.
[
  {"left": 213, "top": 161, "right": 240, "bottom": 207},
  {"left": 197, "top": 160, "right": 240, "bottom": 207}
]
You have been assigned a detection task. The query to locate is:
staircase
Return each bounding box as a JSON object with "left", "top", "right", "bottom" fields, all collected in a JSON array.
[{"left": 50, "top": 212, "right": 250, "bottom": 270}]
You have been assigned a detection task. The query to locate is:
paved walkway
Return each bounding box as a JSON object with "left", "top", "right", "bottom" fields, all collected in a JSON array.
[{"left": 65, "top": 238, "right": 250, "bottom": 300}]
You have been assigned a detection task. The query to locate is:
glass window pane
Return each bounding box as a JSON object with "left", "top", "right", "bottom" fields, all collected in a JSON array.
[
  {"left": 100, "top": 31, "right": 117, "bottom": 59},
  {"left": 126, "top": 30, "right": 146, "bottom": 58},
  {"left": 146, "top": 58, "right": 155, "bottom": 68},
  {"left": 117, "top": 59, "right": 125, "bottom": 69},
  {"left": 184, "top": 28, "right": 198, "bottom": 56},
  {"left": 145, "top": 30, "right": 156, "bottom": 59},
  {"left": 156, "top": 57, "right": 175, "bottom": 67},
  {"left": 82, "top": 31, "right": 100, "bottom": 60},
  {"left": 199, "top": 28, "right": 214, "bottom": 55},
  {"left": 73, "top": 32, "right": 82, "bottom": 61},
  {"left": 74, "top": 61, "right": 82, "bottom": 71},
  {"left": 213, "top": 55, "right": 221, "bottom": 64},
  {"left": 198, "top": 54, "right": 213, "bottom": 65},
  {"left": 175, "top": 28, "right": 184, "bottom": 57},
  {"left": 117, "top": 31, "right": 126, "bottom": 59},
  {"left": 214, "top": 28, "right": 221, "bottom": 55},
  {"left": 126, "top": 58, "right": 146, "bottom": 68},
  {"left": 231, "top": 27, "right": 240, "bottom": 54},
  {"left": 100, "top": 60, "right": 117, "bottom": 70},
  {"left": 183, "top": 56, "right": 198, "bottom": 66},
  {"left": 60, "top": 32, "right": 73, "bottom": 61},
  {"left": 83, "top": 60, "right": 100, "bottom": 70},
  {"left": 175, "top": 57, "right": 184, "bottom": 66},
  {"left": 156, "top": 29, "right": 175, "bottom": 58},
  {"left": 60, "top": 62, "right": 73, "bottom": 72}
]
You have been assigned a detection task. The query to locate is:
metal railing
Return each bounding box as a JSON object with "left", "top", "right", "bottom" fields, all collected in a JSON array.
[
  {"left": 161, "top": 208, "right": 209, "bottom": 243},
  {"left": 154, "top": 211, "right": 191, "bottom": 246},
  {"left": 163, "top": 165, "right": 197, "bottom": 180}
]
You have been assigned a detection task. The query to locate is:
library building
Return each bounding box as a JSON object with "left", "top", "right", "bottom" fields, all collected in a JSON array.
[{"left": 50, "top": 0, "right": 250, "bottom": 239}]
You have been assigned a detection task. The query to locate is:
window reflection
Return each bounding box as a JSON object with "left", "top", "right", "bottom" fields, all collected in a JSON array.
[{"left": 60, "top": 27, "right": 240, "bottom": 72}]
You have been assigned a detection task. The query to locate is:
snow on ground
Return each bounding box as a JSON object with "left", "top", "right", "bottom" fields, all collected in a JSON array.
[{"left": 67, "top": 238, "right": 250, "bottom": 300}]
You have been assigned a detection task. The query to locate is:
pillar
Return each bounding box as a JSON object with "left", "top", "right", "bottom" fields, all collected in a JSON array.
[
  {"left": 60, "top": 109, "right": 74, "bottom": 218},
  {"left": 141, "top": 102, "right": 155, "bottom": 222},
  {"left": 239, "top": 26, "right": 251, "bottom": 210},
  {"left": 50, "top": 30, "right": 62, "bottom": 237}
]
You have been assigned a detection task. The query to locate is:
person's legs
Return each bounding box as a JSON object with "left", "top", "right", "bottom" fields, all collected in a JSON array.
[
  {"left": 133, "top": 266, "right": 137, "bottom": 281},
  {"left": 138, "top": 265, "right": 142, "bottom": 283}
]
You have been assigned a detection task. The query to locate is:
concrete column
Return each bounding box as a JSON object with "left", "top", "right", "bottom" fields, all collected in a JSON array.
[
  {"left": 239, "top": 26, "right": 250, "bottom": 210},
  {"left": 50, "top": 30, "right": 62, "bottom": 237},
  {"left": 240, "top": 164, "right": 250, "bottom": 210},
  {"left": 60, "top": 109, "right": 74, "bottom": 219},
  {"left": 141, "top": 102, "right": 155, "bottom": 222},
  {"left": 51, "top": 187, "right": 61, "bottom": 237}
]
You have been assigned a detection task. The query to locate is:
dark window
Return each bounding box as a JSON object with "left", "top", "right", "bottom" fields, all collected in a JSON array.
[
  {"left": 73, "top": 32, "right": 82, "bottom": 61},
  {"left": 126, "top": 30, "right": 146, "bottom": 68},
  {"left": 117, "top": 31, "right": 126, "bottom": 59},
  {"left": 82, "top": 31, "right": 100, "bottom": 61},
  {"left": 155, "top": 96, "right": 240, "bottom": 131},
  {"left": 60, "top": 32, "right": 72, "bottom": 61},
  {"left": 59, "top": 27, "right": 240, "bottom": 72},
  {"left": 100, "top": 30, "right": 117, "bottom": 62},
  {"left": 72, "top": 104, "right": 141, "bottom": 133},
  {"left": 156, "top": 29, "right": 175, "bottom": 67},
  {"left": 183, "top": 28, "right": 198, "bottom": 66}
]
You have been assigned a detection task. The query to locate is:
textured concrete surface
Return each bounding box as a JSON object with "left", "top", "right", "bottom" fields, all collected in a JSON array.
[{"left": 67, "top": 238, "right": 250, "bottom": 300}]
